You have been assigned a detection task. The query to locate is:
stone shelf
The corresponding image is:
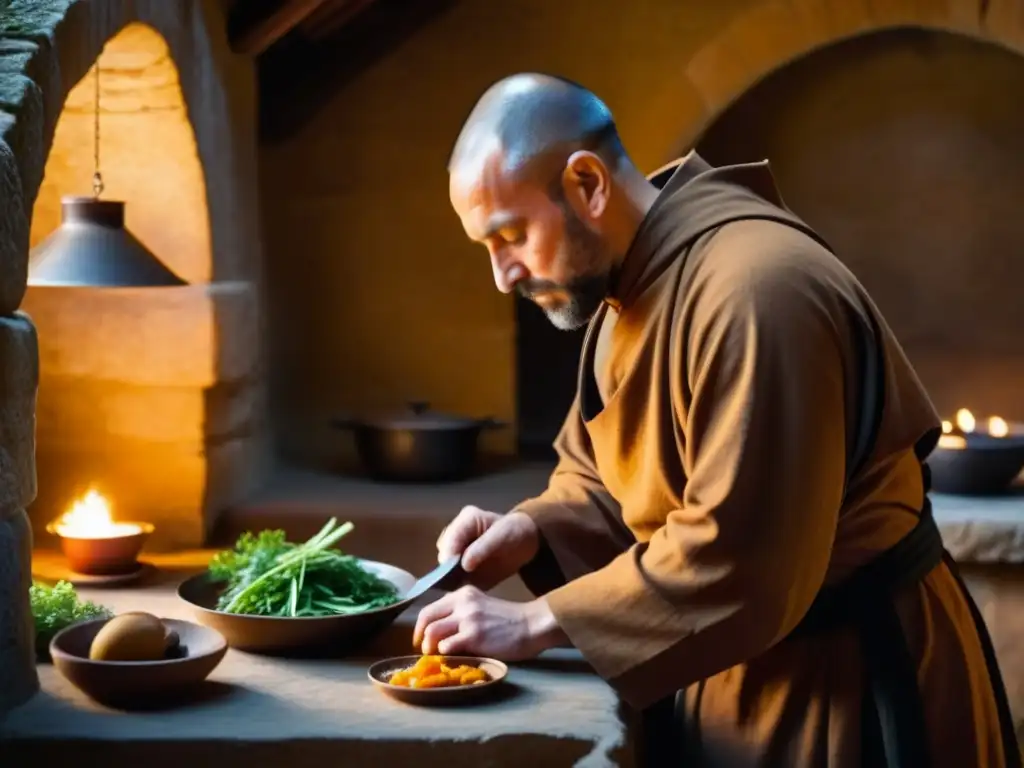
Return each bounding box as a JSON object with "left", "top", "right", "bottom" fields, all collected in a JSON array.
[{"left": 219, "top": 462, "right": 1024, "bottom": 567}]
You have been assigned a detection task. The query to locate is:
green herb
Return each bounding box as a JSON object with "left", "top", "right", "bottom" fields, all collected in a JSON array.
[
  {"left": 30, "top": 580, "right": 113, "bottom": 659},
  {"left": 208, "top": 518, "right": 401, "bottom": 617}
]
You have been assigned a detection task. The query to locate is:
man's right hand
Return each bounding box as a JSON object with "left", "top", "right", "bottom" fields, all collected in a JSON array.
[{"left": 437, "top": 506, "right": 540, "bottom": 591}]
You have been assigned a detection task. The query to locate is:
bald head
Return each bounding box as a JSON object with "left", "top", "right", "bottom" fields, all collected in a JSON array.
[
  {"left": 447, "top": 76, "right": 654, "bottom": 332},
  {"left": 447, "top": 73, "right": 626, "bottom": 186}
]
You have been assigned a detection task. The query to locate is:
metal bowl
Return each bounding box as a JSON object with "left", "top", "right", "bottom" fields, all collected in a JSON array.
[
  {"left": 177, "top": 559, "right": 416, "bottom": 656},
  {"left": 928, "top": 430, "right": 1024, "bottom": 496}
]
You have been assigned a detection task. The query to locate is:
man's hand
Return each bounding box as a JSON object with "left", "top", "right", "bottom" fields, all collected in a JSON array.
[
  {"left": 413, "top": 585, "right": 568, "bottom": 660},
  {"left": 437, "top": 506, "right": 541, "bottom": 590}
]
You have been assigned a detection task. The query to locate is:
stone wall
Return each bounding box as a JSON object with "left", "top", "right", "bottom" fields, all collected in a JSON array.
[{"left": 0, "top": 0, "right": 263, "bottom": 712}]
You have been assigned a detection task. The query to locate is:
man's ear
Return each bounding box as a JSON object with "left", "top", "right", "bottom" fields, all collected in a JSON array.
[{"left": 561, "top": 151, "right": 611, "bottom": 219}]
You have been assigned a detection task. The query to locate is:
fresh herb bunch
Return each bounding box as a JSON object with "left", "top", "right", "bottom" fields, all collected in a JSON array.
[
  {"left": 30, "top": 580, "right": 113, "bottom": 658},
  {"left": 207, "top": 518, "right": 401, "bottom": 617}
]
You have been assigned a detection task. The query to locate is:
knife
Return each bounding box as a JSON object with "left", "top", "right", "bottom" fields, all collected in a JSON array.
[{"left": 403, "top": 555, "right": 466, "bottom": 602}]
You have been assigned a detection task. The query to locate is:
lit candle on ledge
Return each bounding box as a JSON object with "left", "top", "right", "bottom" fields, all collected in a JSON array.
[
  {"left": 938, "top": 408, "right": 1012, "bottom": 449},
  {"left": 50, "top": 489, "right": 143, "bottom": 538},
  {"left": 46, "top": 488, "right": 153, "bottom": 576}
]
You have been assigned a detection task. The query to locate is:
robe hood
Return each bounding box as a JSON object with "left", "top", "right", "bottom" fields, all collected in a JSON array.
[{"left": 607, "top": 151, "right": 826, "bottom": 309}]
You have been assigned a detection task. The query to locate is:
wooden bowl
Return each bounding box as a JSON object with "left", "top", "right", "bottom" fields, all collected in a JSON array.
[
  {"left": 49, "top": 617, "right": 227, "bottom": 710},
  {"left": 368, "top": 655, "right": 509, "bottom": 706},
  {"left": 928, "top": 431, "right": 1024, "bottom": 495},
  {"left": 177, "top": 558, "right": 416, "bottom": 655},
  {"left": 46, "top": 522, "right": 154, "bottom": 575}
]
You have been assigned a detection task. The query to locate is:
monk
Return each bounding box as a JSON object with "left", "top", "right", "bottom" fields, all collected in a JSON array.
[{"left": 413, "top": 74, "right": 1020, "bottom": 767}]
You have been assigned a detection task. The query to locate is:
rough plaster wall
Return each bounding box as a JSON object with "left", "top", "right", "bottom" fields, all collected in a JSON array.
[
  {"left": 260, "top": 0, "right": 760, "bottom": 470},
  {"left": 260, "top": 0, "right": 1024, "bottom": 471},
  {"left": 698, "top": 27, "right": 1024, "bottom": 422}
]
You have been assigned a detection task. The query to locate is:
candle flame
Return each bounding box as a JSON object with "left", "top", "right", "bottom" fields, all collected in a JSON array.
[
  {"left": 51, "top": 490, "right": 141, "bottom": 539},
  {"left": 989, "top": 417, "right": 1009, "bottom": 438},
  {"left": 941, "top": 420, "right": 953, "bottom": 434},
  {"left": 955, "top": 408, "right": 976, "bottom": 433}
]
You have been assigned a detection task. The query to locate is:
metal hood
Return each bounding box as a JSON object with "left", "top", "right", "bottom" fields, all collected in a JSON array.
[{"left": 28, "top": 196, "right": 187, "bottom": 288}]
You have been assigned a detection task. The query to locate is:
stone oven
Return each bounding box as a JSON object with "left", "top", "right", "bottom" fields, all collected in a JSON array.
[{"left": 24, "top": 21, "right": 266, "bottom": 552}]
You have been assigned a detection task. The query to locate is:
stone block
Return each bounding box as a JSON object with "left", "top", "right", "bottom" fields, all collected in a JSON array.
[
  {"left": 22, "top": 280, "right": 258, "bottom": 388},
  {"left": 35, "top": 375, "right": 261, "bottom": 447},
  {"left": 0, "top": 136, "right": 28, "bottom": 314},
  {"left": 31, "top": 433, "right": 264, "bottom": 551},
  {"left": 0, "top": 44, "right": 46, "bottom": 206},
  {"left": 0, "top": 508, "right": 38, "bottom": 713},
  {"left": 0, "top": 312, "right": 37, "bottom": 517}
]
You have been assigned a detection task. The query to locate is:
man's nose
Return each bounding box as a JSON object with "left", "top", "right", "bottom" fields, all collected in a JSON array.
[{"left": 490, "top": 253, "right": 524, "bottom": 294}]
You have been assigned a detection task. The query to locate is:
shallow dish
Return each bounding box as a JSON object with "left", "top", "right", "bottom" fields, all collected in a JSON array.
[
  {"left": 367, "top": 655, "right": 509, "bottom": 706},
  {"left": 50, "top": 617, "right": 227, "bottom": 710},
  {"left": 177, "top": 558, "right": 416, "bottom": 655}
]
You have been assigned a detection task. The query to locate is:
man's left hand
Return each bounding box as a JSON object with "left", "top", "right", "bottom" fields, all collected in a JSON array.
[{"left": 412, "top": 586, "right": 567, "bottom": 660}]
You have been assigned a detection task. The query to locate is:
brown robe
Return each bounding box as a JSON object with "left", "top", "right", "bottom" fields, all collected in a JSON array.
[{"left": 516, "top": 152, "right": 1008, "bottom": 767}]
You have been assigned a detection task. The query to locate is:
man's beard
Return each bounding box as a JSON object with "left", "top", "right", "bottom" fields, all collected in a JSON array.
[{"left": 516, "top": 209, "right": 611, "bottom": 331}]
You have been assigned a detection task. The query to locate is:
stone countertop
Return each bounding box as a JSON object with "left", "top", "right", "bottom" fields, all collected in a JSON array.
[{"left": 3, "top": 552, "right": 634, "bottom": 768}]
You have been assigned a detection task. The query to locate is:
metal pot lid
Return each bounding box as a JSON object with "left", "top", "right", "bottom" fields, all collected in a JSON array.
[{"left": 360, "top": 401, "right": 486, "bottom": 430}]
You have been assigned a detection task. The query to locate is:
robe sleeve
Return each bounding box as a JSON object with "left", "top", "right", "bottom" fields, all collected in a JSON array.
[
  {"left": 515, "top": 396, "right": 635, "bottom": 597},
  {"left": 540, "top": 254, "right": 849, "bottom": 710}
]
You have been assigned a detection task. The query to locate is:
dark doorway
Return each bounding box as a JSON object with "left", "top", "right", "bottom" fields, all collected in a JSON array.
[{"left": 515, "top": 296, "right": 586, "bottom": 460}]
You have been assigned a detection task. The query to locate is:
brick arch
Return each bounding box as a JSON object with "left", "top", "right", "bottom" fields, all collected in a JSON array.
[{"left": 665, "top": 0, "right": 1024, "bottom": 156}]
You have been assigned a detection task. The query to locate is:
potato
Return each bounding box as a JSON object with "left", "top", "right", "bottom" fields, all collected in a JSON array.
[{"left": 89, "top": 612, "right": 168, "bottom": 661}]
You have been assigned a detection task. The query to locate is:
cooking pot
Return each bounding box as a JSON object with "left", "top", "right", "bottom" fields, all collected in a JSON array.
[{"left": 331, "top": 401, "right": 507, "bottom": 483}]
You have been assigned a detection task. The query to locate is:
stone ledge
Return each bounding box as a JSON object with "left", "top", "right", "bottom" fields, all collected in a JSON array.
[
  {"left": 0, "top": 311, "right": 37, "bottom": 515},
  {"left": 22, "top": 280, "right": 257, "bottom": 388},
  {"left": 934, "top": 488, "right": 1024, "bottom": 564}
]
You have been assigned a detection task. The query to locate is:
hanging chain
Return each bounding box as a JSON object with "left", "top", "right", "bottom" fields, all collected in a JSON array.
[{"left": 92, "top": 61, "right": 104, "bottom": 198}]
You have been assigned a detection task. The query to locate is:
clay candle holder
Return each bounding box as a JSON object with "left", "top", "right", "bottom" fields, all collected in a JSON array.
[
  {"left": 928, "top": 409, "right": 1024, "bottom": 496},
  {"left": 46, "top": 489, "right": 154, "bottom": 576}
]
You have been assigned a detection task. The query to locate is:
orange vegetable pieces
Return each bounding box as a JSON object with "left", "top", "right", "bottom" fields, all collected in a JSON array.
[
  {"left": 387, "top": 669, "right": 412, "bottom": 686},
  {"left": 386, "top": 656, "right": 491, "bottom": 689},
  {"left": 411, "top": 672, "right": 450, "bottom": 689}
]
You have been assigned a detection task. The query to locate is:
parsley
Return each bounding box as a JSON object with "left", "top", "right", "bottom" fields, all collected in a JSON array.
[
  {"left": 208, "top": 518, "right": 401, "bottom": 617},
  {"left": 30, "top": 580, "right": 113, "bottom": 659}
]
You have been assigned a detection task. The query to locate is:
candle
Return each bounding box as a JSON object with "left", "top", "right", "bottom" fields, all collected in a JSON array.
[
  {"left": 50, "top": 489, "right": 142, "bottom": 539},
  {"left": 942, "top": 408, "right": 1011, "bottom": 440}
]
